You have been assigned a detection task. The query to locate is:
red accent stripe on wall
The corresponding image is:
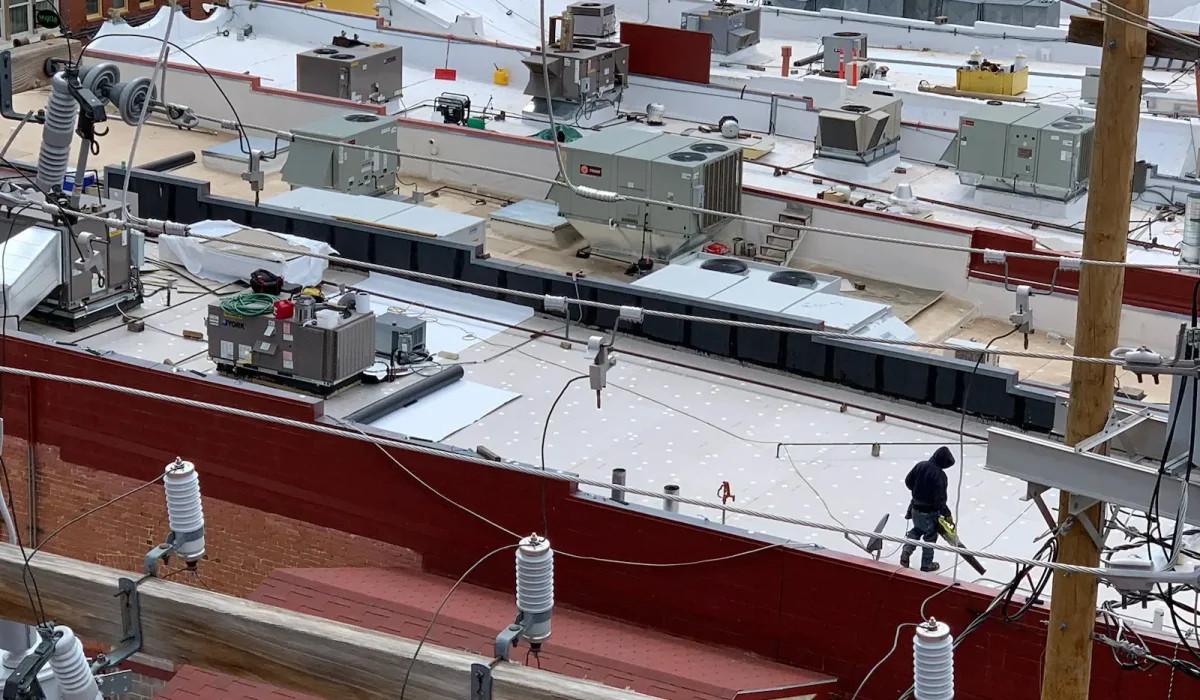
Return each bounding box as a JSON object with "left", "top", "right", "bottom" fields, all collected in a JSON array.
[{"left": 619, "top": 22, "right": 711, "bottom": 84}]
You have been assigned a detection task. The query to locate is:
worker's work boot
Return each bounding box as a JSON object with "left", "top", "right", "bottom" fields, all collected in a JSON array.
[
  {"left": 920, "top": 562, "right": 941, "bottom": 573},
  {"left": 899, "top": 555, "right": 911, "bottom": 569}
]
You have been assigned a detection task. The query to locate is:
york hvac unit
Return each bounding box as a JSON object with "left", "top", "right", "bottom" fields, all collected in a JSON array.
[
  {"left": 548, "top": 129, "right": 743, "bottom": 262},
  {"left": 207, "top": 304, "right": 377, "bottom": 394},
  {"left": 295, "top": 44, "right": 403, "bottom": 104},
  {"left": 681, "top": 3, "right": 762, "bottom": 55},
  {"left": 822, "top": 32, "right": 868, "bottom": 74},
  {"left": 281, "top": 113, "right": 400, "bottom": 196},
  {"left": 567, "top": 1, "right": 617, "bottom": 36},
  {"left": 815, "top": 92, "right": 902, "bottom": 165},
  {"left": 942, "top": 102, "right": 1094, "bottom": 200},
  {"left": 521, "top": 40, "right": 629, "bottom": 104}
]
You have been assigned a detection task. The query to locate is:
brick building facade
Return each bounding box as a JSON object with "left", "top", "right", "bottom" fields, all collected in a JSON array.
[{"left": 56, "top": 0, "right": 206, "bottom": 38}]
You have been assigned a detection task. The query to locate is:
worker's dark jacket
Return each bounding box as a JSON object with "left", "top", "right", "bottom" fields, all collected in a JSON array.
[{"left": 904, "top": 446, "right": 956, "bottom": 518}]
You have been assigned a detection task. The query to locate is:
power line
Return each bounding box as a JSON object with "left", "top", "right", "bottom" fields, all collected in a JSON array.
[{"left": 0, "top": 364, "right": 1124, "bottom": 577}]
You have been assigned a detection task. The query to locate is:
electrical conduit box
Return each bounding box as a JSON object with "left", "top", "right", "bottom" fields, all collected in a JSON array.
[{"left": 281, "top": 113, "right": 400, "bottom": 196}]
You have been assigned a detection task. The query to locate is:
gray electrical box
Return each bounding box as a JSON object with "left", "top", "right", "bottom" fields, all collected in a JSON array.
[
  {"left": 549, "top": 129, "right": 743, "bottom": 262},
  {"left": 296, "top": 44, "right": 403, "bottom": 104},
  {"left": 208, "top": 303, "right": 376, "bottom": 394},
  {"left": 681, "top": 3, "right": 762, "bottom": 55},
  {"left": 816, "top": 92, "right": 902, "bottom": 164},
  {"left": 376, "top": 312, "right": 427, "bottom": 358},
  {"left": 822, "top": 32, "right": 868, "bottom": 74},
  {"left": 568, "top": 2, "right": 617, "bottom": 36},
  {"left": 281, "top": 112, "right": 400, "bottom": 196},
  {"left": 943, "top": 103, "right": 1095, "bottom": 200},
  {"left": 521, "top": 40, "right": 629, "bottom": 104}
]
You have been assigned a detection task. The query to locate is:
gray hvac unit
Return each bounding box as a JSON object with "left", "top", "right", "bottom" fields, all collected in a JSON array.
[
  {"left": 815, "top": 92, "right": 902, "bottom": 165},
  {"left": 822, "top": 32, "right": 868, "bottom": 74},
  {"left": 281, "top": 113, "right": 400, "bottom": 196},
  {"left": 681, "top": 3, "right": 762, "bottom": 55},
  {"left": 295, "top": 44, "right": 403, "bottom": 104},
  {"left": 521, "top": 41, "right": 629, "bottom": 104},
  {"left": 568, "top": 1, "right": 617, "bottom": 36},
  {"left": 978, "top": 0, "right": 1059, "bottom": 26},
  {"left": 548, "top": 129, "right": 744, "bottom": 262},
  {"left": 208, "top": 303, "right": 377, "bottom": 394},
  {"left": 943, "top": 103, "right": 1094, "bottom": 200},
  {"left": 1081, "top": 66, "right": 1100, "bottom": 105}
]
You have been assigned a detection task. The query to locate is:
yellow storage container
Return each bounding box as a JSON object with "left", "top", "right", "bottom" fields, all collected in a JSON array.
[
  {"left": 493, "top": 67, "right": 510, "bottom": 86},
  {"left": 956, "top": 66, "right": 1029, "bottom": 97}
]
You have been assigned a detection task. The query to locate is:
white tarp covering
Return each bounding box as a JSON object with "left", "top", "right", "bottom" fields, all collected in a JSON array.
[
  {"left": 0, "top": 226, "right": 62, "bottom": 329},
  {"left": 158, "top": 220, "right": 332, "bottom": 286},
  {"left": 367, "top": 379, "right": 519, "bottom": 441}
]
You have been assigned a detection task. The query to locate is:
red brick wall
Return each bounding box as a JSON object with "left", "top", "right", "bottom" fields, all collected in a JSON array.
[
  {"left": 0, "top": 333, "right": 1187, "bottom": 700},
  {"left": 0, "top": 437, "right": 419, "bottom": 598}
]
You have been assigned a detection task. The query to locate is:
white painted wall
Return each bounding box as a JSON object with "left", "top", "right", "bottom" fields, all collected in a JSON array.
[{"left": 85, "top": 52, "right": 380, "bottom": 132}]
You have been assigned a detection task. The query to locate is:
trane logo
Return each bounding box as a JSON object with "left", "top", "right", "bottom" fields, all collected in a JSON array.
[{"left": 579, "top": 164, "right": 603, "bottom": 177}]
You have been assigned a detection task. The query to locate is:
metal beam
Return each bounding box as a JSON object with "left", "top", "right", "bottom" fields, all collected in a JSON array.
[{"left": 985, "top": 428, "right": 1200, "bottom": 526}]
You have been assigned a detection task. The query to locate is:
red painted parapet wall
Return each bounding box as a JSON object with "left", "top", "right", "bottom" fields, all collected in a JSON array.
[
  {"left": 0, "top": 332, "right": 1184, "bottom": 699},
  {"left": 619, "top": 22, "right": 712, "bottom": 85},
  {"left": 971, "top": 228, "right": 1197, "bottom": 316}
]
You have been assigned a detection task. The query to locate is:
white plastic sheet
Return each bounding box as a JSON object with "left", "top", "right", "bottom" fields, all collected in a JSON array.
[{"left": 158, "top": 220, "right": 333, "bottom": 286}]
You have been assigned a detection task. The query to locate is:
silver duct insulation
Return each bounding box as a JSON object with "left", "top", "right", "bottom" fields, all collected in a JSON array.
[
  {"left": 1184, "top": 193, "right": 1200, "bottom": 266},
  {"left": 35, "top": 73, "right": 78, "bottom": 194}
]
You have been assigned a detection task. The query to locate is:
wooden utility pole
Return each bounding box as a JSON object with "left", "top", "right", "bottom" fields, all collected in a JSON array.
[{"left": 1043, "top": 3, "right": 1147, "bottom": 699}]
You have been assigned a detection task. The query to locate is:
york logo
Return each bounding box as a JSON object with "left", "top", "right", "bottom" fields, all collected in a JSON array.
[{"left": 223, "top": 319, "right": 245, "bottom": 329}]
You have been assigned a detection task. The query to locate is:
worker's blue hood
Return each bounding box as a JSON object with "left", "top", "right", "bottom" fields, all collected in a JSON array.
[{"left": 930, "top": 446, "right": 955, "bottom": 470}]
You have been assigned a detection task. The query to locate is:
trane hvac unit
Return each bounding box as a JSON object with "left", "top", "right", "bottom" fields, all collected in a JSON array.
[
  {"left": 815, "top": 92, "right": 902, "bottom": 165},
  {"left": 281, "top": 113, "right": 400, "bottom": 196},
  {"left": 548, "top": 129, "right": 743, "bottom": 262},
  {"left": 681, "top": 3, "right": 761, "bottom": 55},
  {"left": 296, "top": 43, "right": 403, "bottom": 104},
  {"left": 942, "top": 102, "right": 1094, "bottom": 200},
  {"left": 568, "top": 1, "right": 617, "bottom": 36}
]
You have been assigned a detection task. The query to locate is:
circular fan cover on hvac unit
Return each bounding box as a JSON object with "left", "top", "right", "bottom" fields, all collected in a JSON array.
[
  {"left": 574, "top": 37, "right": 597, "bottom": 45},
  {"left": 768, "top": 271, "right": 818, "bottom": 288},
  {"left": 841, "top": 104, "right": 871, "bottom": 113},
  {"left": 598, "top": 42, "right": 623, "bottom": 48},
  {"left": 331, "top": 53, "right": 356, "bottom": 60},
  {"left": 314, "top": 48, "right": 340, "bottom": 55},
  {"left": 669, "top": 151, "right": 707, "bottom": 162},
  {"left": 700, "top": 258, "right": 749, "bottom": 274},
  {"left": 345, "top": 114, "right": 381, "bottom": 122},
  {"left": 691, "top": 143, "right": 730, "bottom": 153},
  {"left": 1051, "top": 122, "right": 1081, "bottom": 130},
  {"left": 1063, "top": 115, "right": 1093, "bottom": 124}
]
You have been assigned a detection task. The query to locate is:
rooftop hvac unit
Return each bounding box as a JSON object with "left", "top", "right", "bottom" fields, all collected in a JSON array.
[
  {"left": 942, "top": 103, "right": 1094, "bottom": 200},
  {"left": 815, "top": 92, "right": 902, "bottom": 165},
  {"left": 549, "top": 129, "right": 743, "bottom": 262},
  {"left": 567, "top": 1, "right": 617, "bottom": 37},
  {"left": 521, "top": 41, "right": 629, "bottom": 104},
  {"left": 681, "top": 3, "right": 762, "bottom": 55},
  {"left": 821, "top": 31, "right": 868, "bottom": 74},
  {"left": 295, "top": 43, "right": 403, "bottom": 104},
  {"left": 782, "top": 0, "right": 1058, "bottom": 25},
  {"left": 281, "top": 112, "right": 400, "bottom": 196}
]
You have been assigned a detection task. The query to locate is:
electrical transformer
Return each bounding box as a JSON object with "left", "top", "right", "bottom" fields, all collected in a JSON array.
[
  {"left": 280, "top": 112, "right": 400, "bottom": 196},
  {"left": 942, "top": 103, "right": 1095, "bottom": 200},
  {"left": 207, "top": 302, "right": 376, "bottom": 394},
  {"left": 815, "top": 92, "right": 902, "bottom": 165},
  {"left": 681, "top": 3, "right": 762, "bottom": 55},
  {"left": 549, "top": 129, "right": 743, "bottom": 262},
  {"left": 567, "top": 1, "right": 617, "bottom": 36},
  {"left": 295, "top": 44, "right": 403, "bottom": 104},
  {"left": 376, "top": 312, "right": 427, "bottom": 359},
  {"left": 822, "top": 32, "right": 868, "bottom": 74},
  {"left": 521, "top": 40, "right": 629, "bottom": 104}
]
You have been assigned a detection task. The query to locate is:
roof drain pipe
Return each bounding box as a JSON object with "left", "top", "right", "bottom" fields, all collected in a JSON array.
[
  {"left": 913, "top": 619, "right": 954, "bottom": 700},
  {"left": 1183, "top": 193, "right": 1200, "bottom": 267}
]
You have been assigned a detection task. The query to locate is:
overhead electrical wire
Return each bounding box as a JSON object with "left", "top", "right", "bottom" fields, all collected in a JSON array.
[{"left": 0, "top": 364, "right": 1137, "bottom": 578}]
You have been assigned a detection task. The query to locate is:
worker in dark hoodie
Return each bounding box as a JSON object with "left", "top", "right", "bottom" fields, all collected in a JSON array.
[{"left": 900, "top": 446, "right": 956, "bottom": 572}]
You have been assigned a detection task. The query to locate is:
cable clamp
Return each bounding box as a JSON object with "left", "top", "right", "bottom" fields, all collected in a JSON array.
[
  {"left": 142, "top": 219, "right": 190, "bottom": 236},
  {"left": 982, "top": 249, "right": 1006, "bottom": 265},
  {"left": 543, "top": 295, "right": 568, "bottom": 314},
  {"left": 1057, "top": 256, "right": 1082, "bottom": 272},
  {"left": 618, "top": 305, "right": 644, "bottom": 324},
  {"left": 575, "top": 185, "right": 620, "bottom": 202}
]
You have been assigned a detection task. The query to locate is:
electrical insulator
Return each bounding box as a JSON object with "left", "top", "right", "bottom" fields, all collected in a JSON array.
[
  {"left": 515, "top": 534, "right": 554, "bottom": 644},
  {"left": 49, "top": 626, "right": 100, "bottom": 700},
  {"left": 913, "top": 619, "right": 953, "bottom": 700},
  {"left": 35, "top": 73, "right": 79, "bottom": 194},
  {"left": 164, "top": 458, "right": 205, "bottom": 562}
]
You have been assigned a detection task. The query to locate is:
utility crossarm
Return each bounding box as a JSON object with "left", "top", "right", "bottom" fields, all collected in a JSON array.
[
  {"left": 0, "top": 544, "right": 651, "bottom": 700},
  {"left": 1066, "top": 15, "right": 1200, "bottom": 61},
  {"left": 984, "top": 428, "right": 1200, "bottom": 526}
]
